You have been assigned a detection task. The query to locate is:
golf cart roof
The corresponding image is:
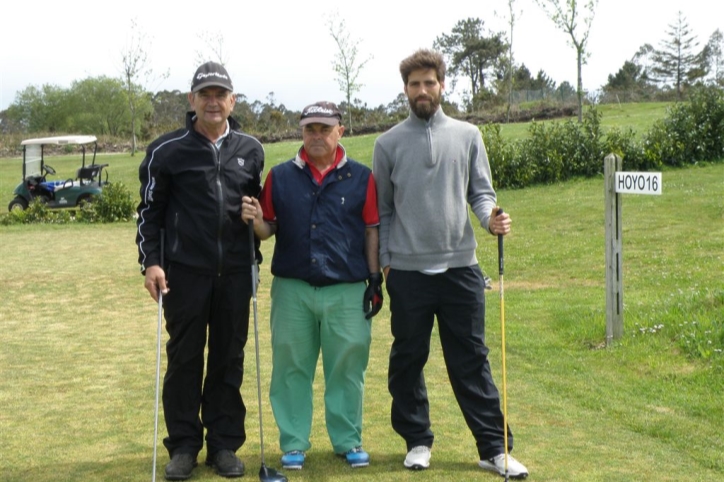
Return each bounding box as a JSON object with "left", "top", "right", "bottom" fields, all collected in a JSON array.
[{"left": 21, "top": 135, "right": 97, "bottom": 146}]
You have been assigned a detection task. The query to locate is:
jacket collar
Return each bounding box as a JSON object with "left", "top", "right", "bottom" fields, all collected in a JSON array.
[
  {"left": 293, "top": 144, "right": 348, "bottom": 171},
  {"left": 185, "top": 111, "right": 242, "bottom": 131}
]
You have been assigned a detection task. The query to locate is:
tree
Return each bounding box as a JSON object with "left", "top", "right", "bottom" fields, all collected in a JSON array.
[
  {"left": 534, "top": 0, "right": 598, "bottom": 122},
  {"left": 602, "top": 59, "right": 659, "bottom": 102},
  {"left": 150, "top": 90, "right": 188, "bottom": 136},
  {"left": 68, "top": 77, "right": 129, "bottom": 136},
  {"left": 194, "top": 31, "right": 229, "bottom": 67},
  {"left": 120, "top": 18, "right": 165, "bottom": 155},
  {"left": 556, "top": 81, "right": 576, "bottom": 102},
  {"left": 386, "top": 93, "right": 409, "bottom": 121},
  {"left": 5, "top": 84, "right": 71, "bottom": 133},
  {"left": 704, "top": 29, "right": 724, "bottom": 86},
  {"left": 510, "top": 64, "right": 556, "bottom": 91},
  {"left": 503, "top": 0, "right": 522, "bottom": 122},
  {"left": 604, "top": 61, "right": 643, "bottom": 91},
  {"left": 632, "top": 44, "right": 656, "bottom": 84},
  {"left": 651, "top": 11, "right": 706, "bottom": 99},
  {"left": 6, "top": 77, "right": 137, "bottom": 136},
  {"left": 327, "top": 13, "right": 372, "bottom": 134},
  {"left": 434, "top": 18, "right": 507, "bottom": 108}
]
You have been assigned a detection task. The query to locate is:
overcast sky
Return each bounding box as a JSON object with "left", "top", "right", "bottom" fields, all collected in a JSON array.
[{"left": 0, "top": 0, "right": 720, "bottom": 113}]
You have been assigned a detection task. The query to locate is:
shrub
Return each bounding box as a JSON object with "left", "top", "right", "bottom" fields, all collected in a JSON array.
[
  {"left": 483, "top": 92, "right": 724, "bottom": 190},
  {"left": 76, "top": 182, "right": 135, "bottom": 223},
  {"left": 604, "top": 126, "right": 649, "bottom": 170},
  {"left": 1, "top": 198, "right": 73, "bottom": 225},
  {"left": 1, "top": 182, "right": 135, "bottom": 225},
  {"left": 482, "top": 124, "right": 532, "bottom": 189},
  {"left": 643, "top": 86, "right": 724, "bottom": 167}
]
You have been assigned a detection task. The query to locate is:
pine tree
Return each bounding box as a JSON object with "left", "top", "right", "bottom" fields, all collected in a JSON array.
[{"left": 651, "top": 11, "right": 707, "bottom": 99}]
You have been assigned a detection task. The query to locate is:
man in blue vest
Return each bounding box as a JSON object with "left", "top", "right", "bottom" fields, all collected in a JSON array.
[{"left": 242, "top": 101, "right": 382, "bottom": 471}]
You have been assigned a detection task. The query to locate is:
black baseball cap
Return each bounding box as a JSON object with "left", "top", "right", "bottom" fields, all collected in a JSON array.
[
  {"left": 191, "top": 61, "right": 233, "bottom": 93},
  {"left": 299, "top": 101, "right": 343, "bottom": 126}
]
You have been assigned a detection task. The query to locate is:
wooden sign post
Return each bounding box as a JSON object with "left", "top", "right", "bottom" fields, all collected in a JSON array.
[{"left": 604, "top": 154, "right": 662, "bottom": 345}]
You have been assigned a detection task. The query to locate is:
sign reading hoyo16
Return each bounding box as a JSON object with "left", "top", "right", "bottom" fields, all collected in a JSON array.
[
  {"left": 605, "top": 154, "right": 663, "bottom": 346},
  {"left": 614, "top": 171, "right": 662, "bottom": 195}
]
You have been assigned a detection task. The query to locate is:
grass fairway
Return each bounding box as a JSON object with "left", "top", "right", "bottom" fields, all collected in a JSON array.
[{"left": 1, "top": 160, "right": 722, "bottom": 481}]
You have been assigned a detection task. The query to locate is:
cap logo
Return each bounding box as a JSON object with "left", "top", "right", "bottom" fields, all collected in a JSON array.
[
  {"left": 299, "top": 101, "right": 342, "bottom": 126},
  {"left": 196, "top": 72, "right": 229, "bottom": 81},
  {"left": 304, "top": 106, "right": 335, "bottom": 115}
]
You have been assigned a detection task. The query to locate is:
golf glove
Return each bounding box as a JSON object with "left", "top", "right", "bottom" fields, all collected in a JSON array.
[{"left": 363, "top": 273, "right": 384, "bottom": 319}]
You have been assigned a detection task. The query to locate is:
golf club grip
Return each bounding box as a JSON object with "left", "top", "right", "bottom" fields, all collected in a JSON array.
[
  {"left": 248, "top": 222, "right": 259, "bottom": 298},
  {"left": 159, "top": 229, "right": 165, "bottom": 297},
  {"left": 497, "top": 208, "right": 504, "bottom": 276},
  {"left": 248, "top": 222, "right": 255, "bottom": 265}
]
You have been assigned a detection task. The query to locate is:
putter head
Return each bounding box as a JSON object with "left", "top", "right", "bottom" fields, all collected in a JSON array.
[{"left": 259, "top": 464, "right": 288, "bottom": 482}]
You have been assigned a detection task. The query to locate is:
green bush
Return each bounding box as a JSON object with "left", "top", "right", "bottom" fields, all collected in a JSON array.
[
  {"left": 483, "top": 87, "right": 724, "bottom": 190},
  {"left": 604, "top": 126, "right": 650, "bottom": 170},
  {"left": 1, "top": 198, "right": 73, "bottom": 225},
  {"left": 643, "top": 86, "right": 724, "bottom": 167},
  {"left": 483, "top": 124, "right": 532, "bottom": 189},
  {"left": 76, "top": 182, "right": 135, "bottom": 223},
  {"left": 1, "top": 182, "right": 135, "bottom": 225}
]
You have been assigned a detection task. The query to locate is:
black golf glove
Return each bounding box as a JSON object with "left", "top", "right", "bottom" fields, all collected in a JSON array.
[{"left": 363, "top": 273, "right": 384, "bottom": 319}]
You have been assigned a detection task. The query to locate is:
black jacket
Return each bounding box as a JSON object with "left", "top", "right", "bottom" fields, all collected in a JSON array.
[{"left": 136, "top": 113, "right": 264, "bottom": 275}]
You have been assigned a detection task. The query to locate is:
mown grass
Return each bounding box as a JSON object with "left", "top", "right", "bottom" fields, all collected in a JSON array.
[
  {"left": 1, "top": 158, "right": 722, "bottom": 481},
  {"left": 485, "top": 102, "right": 671, "bottom": 140},
  {"left": 1, "top": 103, "right": 721, "bottom": 481}
]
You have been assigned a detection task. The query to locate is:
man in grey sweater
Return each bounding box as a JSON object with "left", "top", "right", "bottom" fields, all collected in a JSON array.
[{"left": 372, "top": 49, "right": 529, "bottom": 479}]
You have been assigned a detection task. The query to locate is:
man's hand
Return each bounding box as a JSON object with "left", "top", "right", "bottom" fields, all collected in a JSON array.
[
  {"left": 241, "top": 196, "right": 263, "bottom": 226},
  {"left": 363, "top": 273, "right": 384, "bottom": 319},
  {"left": 144, "top": 265, "right": 168, "bottom": 303},
  {"left": 489, "top": 206, "right": 512, "bottom": 236}
]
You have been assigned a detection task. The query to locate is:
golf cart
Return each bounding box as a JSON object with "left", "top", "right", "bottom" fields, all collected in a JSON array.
[{"left": 8, "top": 135, "right": 109, "bottom": 211}]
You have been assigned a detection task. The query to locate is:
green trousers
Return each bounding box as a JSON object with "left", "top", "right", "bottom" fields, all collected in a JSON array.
[{"left": 269, "top": 277, "right": 371, "bottom": 454}]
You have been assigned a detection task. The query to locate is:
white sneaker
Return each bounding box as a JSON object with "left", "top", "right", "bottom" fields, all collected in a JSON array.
[
  {"left": 404, "top": 446, "right": 431, "bottom": 470},
  {"left": 479, "top": 453, "right": 529, "bottom": 479}
]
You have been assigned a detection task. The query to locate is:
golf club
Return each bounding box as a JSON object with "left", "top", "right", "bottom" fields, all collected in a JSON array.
[
  {"left": 248, "top": 226, "right": 288, "bottom": 482},
  {"left": 497, "top": 208, "right": 510, "bottom": 482},
  {"left": 152, "top": 229, "right": 165, "bottom": 482}
]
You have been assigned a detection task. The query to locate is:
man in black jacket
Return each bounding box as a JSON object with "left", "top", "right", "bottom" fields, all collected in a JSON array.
[{"left": 136, "top": 61, "right": 264, "bottom": 480}]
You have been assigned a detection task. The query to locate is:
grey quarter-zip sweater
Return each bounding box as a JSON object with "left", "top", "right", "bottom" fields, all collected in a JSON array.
[{"left": 373, "top": 108, "right": 497, "bottom": 271}]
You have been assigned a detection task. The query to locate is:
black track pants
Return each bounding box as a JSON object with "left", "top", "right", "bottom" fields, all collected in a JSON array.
[
  {"left": 386, "top": 265, "right": 513, "bottom": 460},
  {"left": 161, "top": 263, "right": 251, "bottom": 457}
]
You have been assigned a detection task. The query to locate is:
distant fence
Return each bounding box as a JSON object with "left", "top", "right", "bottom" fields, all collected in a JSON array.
[{"left": 509, "top": 89, "right": 577, "bottom": 105}]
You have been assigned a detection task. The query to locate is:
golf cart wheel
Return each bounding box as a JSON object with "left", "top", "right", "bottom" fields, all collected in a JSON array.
[{"left": 8, "top": 197, "right": 29, "bottom": 211}]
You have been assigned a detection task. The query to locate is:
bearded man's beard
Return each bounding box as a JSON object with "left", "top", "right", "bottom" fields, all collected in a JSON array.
[{"left": 409, "top": 94, "right": 441, "bottom": 120}]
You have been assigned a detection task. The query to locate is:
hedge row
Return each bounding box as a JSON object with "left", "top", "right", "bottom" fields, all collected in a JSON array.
[{"left": 485, "top": 86, "right": 724, "bottom": 190}]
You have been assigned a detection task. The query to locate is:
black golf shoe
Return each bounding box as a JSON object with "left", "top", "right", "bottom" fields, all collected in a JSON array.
[
  {"left": 206, "top": 450, "right": 245, "bottom": 478},
  {"left": 164, "top": 453, "right": 197, "bottom": 480}
]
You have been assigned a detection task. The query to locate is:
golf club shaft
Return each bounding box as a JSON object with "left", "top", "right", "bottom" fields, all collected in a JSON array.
[
  {"left": 152, "top": 229, "right": 165, "bottom": 482},
  {"left": 497, "top": 209, "right": 509, "bottom": 481},
  {"left": 249, "top": 226, "right": 267, "bottom": 466}
]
